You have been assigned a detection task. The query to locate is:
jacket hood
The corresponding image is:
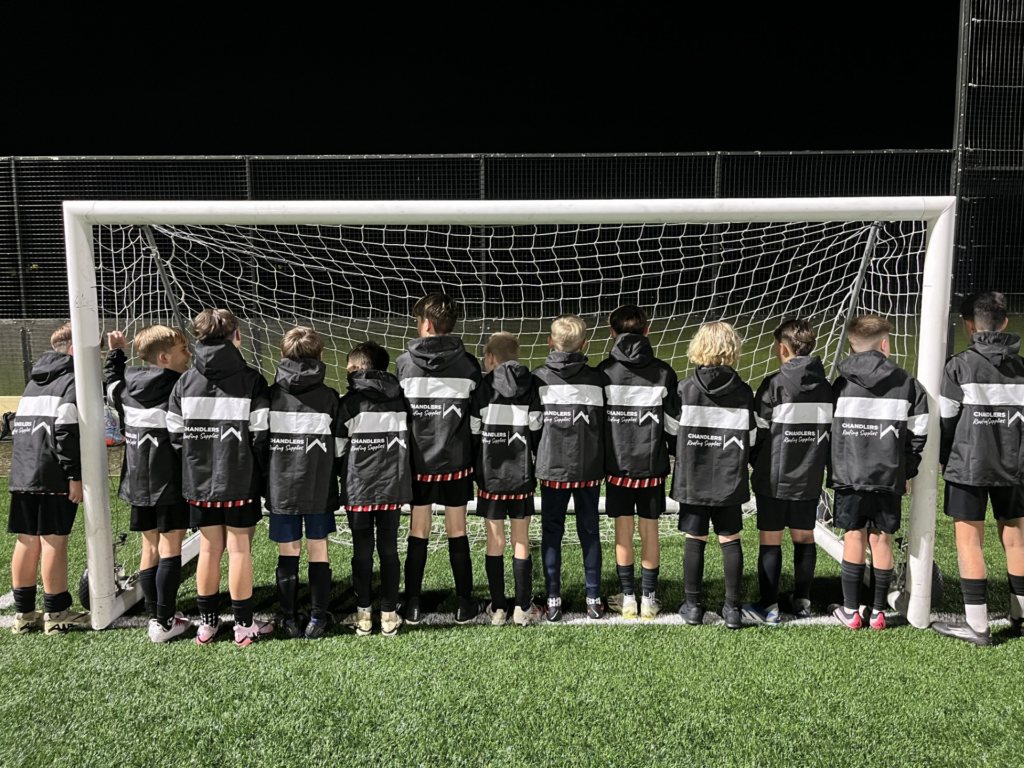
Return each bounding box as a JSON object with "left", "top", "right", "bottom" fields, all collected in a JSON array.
[
  {"left": 694, "top": 365, "right": 743, "bottom": 397},
  {"left": 969, "top": 331, "right": 1021, "bottom": 368},
  {"left": 125, "top": 366, "right": 180, "bottom": 406},
  {"left": 348, "top": 369, "right": 403, "bottom": 402},
  {"left": 30, "top": 351, "right": 75, "bottom": 385},
  {"left": 779, "top": 355, "right": 828, "bottom": 393},
  {"left": 491, "top": 360, "right": 533, "bottom": 398},
  {"left": 610, "top": 333, "right": 654, "bottom": 368},
  {"left": 544, "top": 351, "right": 589, "bottom": 379},
  {"left": 838, "top": 350, "right": 899, "bottom": 389},
  {"left": 274, "top": 357, "right": 326, "bottom": 394},
  {"left": 193, "top": 339, "right": 248, "bottom": 380},
  {"left": 406, "top": 336, "right": 469, "bottom": 373}
]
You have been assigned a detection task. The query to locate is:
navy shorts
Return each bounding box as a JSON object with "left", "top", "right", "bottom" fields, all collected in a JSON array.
[
  {"left": 606, "top": 483, "right": 666, "bottom": 520},
  {"left": 944, "top": 481, "right": 1024, "bottom": 522},
  {"left": 832, "top": 489, "right": 902, "bottom": 535},
  {"left": 755, "top": 494, "right": 818, "bottom": 532},
  {"left": 269, "top": 512, "right": 338, "bottom": 542},
  {"left": 677, "top": 503, "right": 743, "bottom": 537},
  {"left": 7, "top": 493, "right": 78, "bottom": 537}
]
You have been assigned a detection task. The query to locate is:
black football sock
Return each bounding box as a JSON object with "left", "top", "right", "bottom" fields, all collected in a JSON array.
[
  {"left": 449, "top": 535, "right": 473, "bottom": 601},
  {"left": 404, "top": 536, "right": 429, "bottom": 601},
  {"left": 351, "top": 528, "right": 375, "bottom": 609},
  {"left": 308, "top": 562, "right": 332, "bottom": 621},
  {"left": 721, "top": 540, "right": 743, "bottom": 609},
  {"left": 683, "top": 538, "right": 707, "bottom": 606},
  {"left": 871, "top": 566, "right": 894, "bottom": 612},
  {"left": 376, "top": 532, "right": 400, "bottom": 613},
  {"left": 155, "top": 555, "right": 183, "bottom": 630},
  {"left": 641, "top": 566, "right": 659, "bottom": 599},
  {"left": 616, "top": 563, "right": 636, "bottom": 597},
  {"left": 232, "top": 596, "right": 254, "bottom": 628},
  {"left": 485, "top": 555, "right": 507, "bottom": 612},
  {"left": 792, "top": 542, "right": 817, "bottom": 602},
  {"left": 757, "top": 545, "right": 782, "bottom": 608},
  {"left": 13, "top": 586, "right": 37, "bottom": 614},
  {"left": 961, "top": 577, "right": 989, "bottom": 634},
  {"left": 197, "top": 593, "right": 219, "bottom": 627},
  {"left": 513, "top": 556, "right": 533, "bottom": 612},
  {"left": 43, "top": 591, "right": 72, "bottom": 614},
  {"left": 840, "top": 560, "right": 865, "bottom": 611},
  {"left": 1008, "top": 572, "right": 1024, "bottom": 620},
  {"left": 138, "top": 565, "right": 158, "bottom": 618}
]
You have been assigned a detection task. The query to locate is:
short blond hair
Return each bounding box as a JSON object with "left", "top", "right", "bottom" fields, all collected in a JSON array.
[
  {"left": 50, "top": 322, "right": 73, "bottom": 353},
  {"left": 688, "top": 322, "right": 742, "bottom": 367},
  {"left": 550, "top": 314, "right": 587, "bottom": 353},
  {"left": 847, "top": 314, "right": 893, "bottom": 352},
  {"left": 191, "top": 308, "right": 238, "bottom": 342},
  {"left": 134, "top": 325, "right": 187, "bottom": 364},
  {"left": 280, "top": 326, "right": 324, "bottom": 360},
  {"left": 484, "top": 332, "right": 519, "bottom": 364}
]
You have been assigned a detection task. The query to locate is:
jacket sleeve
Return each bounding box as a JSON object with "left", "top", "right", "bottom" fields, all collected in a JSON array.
[
  {"left": 528, "top": 381, "right": 544, "bottom": 454},
  {"left": 749, "top": 376, "right": 772, "bottom": 468},
  {"left": 103, "top": 348, "right": 127, "bottom": 421},
  {"left": 905, "top": 377, "right": 930, "bottom": 480},
  {"left": 746, "top": 384, "right": 757, "bottom": 453},
  {"left": 331, "top": 392, "right": 346, "bottom": 481},
  {"left": 249, "top": 375, "right": 271, "bottom": 476},
  {"left": 167, "top": 379, "right": 184, "bottom": 453},
  {"left": 55, "top": 384, "right": 81, "bottom": 482},
  {"left": 663, "top": 369, "right": 681, "bottom": 454},
  {"left": 939, "top": 358, "right": 963, "bottom": 468},
  {"left": 470, "top": 383, "right": 484, "bottom": 457}
]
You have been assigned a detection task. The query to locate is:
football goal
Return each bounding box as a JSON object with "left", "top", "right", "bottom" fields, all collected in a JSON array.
[{"left": 63, "top": 197, "right": 955, "bottom": 630}]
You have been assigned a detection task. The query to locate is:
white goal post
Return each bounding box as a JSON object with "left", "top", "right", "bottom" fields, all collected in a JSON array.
[{"left": 64, "top": 196, "right": 955, "bottom": 630}]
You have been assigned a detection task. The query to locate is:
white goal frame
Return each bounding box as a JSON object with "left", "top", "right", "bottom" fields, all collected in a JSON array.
[{"left": 63, "top": 197, "right": 956, "bottom": 630}]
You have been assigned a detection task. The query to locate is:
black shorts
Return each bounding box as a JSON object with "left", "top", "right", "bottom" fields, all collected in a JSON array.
[
  {"left": 755, "top": 494, "right": 818, "bottom": 532},
  {"left": 7, "top": 493, "right": 78, "bottom": 537},
  {"left": 475, "top": 495, "right": 536, "bottom": 520},
  {"left": 944, "top": 481, "right": 1024, "bottom": 523},
  {"left": 189, "top": 501, "right": 264, "bottom": 529},
  {"left": 832, "top": 489, "right": 902, "bottom": 535},
  {"left": 606, "top": 483, "right": 666, "bottom": 520},
  {"left": 411, "top": 475, "right": 474, "bottom": 507},
  {"left": 130, "top": 502, "right": 191, "bottom": 534},
  {"left": 677, "top": 503, "right": 743, "bottom": 537},
  {"left": 346, "top": 507, "right": 401, "bottom": 532}
]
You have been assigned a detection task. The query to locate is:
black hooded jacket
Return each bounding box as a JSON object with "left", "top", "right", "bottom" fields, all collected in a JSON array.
[
  {"left": 9, "top": 352, "right": 80, "bottom": 494},
  {"left": 471, "top": 361, "right": 542, "bottom": 495},
  {"left": 829, "top": 351, "right": 928, "bottom": 494},
  {"left": 750, "top": 356, "right": 834, "bottom": 501},
  {"left": 597, "top": 334, "right": 680, "bottom": 480},
  {"left": 267, "top": 358, "right": 341, "bottom": 515},
  {"left": 104, "top": 349, "right": 183, "bottom": 507},
  {"left": 533, "top": 351, "right": 607, "bottom": 483},
  {"left": 395, "top": 336, "right": 481, "bottom": 476},
  {"left": 670, "top": 365, "right": 755, "bottom": 506},
  {"left": 941, "top": 331, "right": 1024, "bottom": 487},
  {"left": 167, "top": 340, "right": 271, "bottom": 503},
  {"left": 338, "top": 370, "right": 413, "bottom": 507}
]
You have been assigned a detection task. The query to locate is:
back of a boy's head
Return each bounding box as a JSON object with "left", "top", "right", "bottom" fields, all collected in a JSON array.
[
  {"left": 687, "top": 321, "right": 741, "bottom": 367},
  {"left": 413, "top": 293, "right": 459, "bottom": 335},
  {"left": 846, "top": 314, "right": 893, "bottom": 352},
  {"left": 135, "top": 325, "right": 187, "bottom": 364},
  {"left": 550, "top": 314, "right": 587, "bottom": 353},
  {"left": 280, "top": 326, "right": 324, "bottom": 361},
  {"left": 961, "top": 291, "right": 1007, "bottom": 332},
  {"left": 484, "top": 332, "right": 519, "bottom": 364},
  {"left": 348, "top": 340, "right": 389, "bottom": 372},
  {"left": 609, "top": 305, "right": 649, "bottom": 335},
  {"left": 774, "top": 318, "right": 816, "bottom": 357},
  {"left": 191, "top": 308, "right": 238, "bottom": 342},
  {"left": 50, "top": 322, "right": 73, "bottom": 354}
]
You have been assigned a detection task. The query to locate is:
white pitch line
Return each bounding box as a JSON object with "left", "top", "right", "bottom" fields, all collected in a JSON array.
[{"left": 0, "top": 591, "right": 13, "bottom": 611}]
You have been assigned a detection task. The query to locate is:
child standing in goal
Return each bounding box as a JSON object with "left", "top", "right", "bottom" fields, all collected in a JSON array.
[
  {"left": 933, "top": 292, "right": 1024, "bottom": 646},
  {"left": 339, "top": 341, "right": 411, "bottom": 637},
  {"left": 8, "top": 322, "right": 90, "bottom": 635},
  {"left": 105, "top": 326, "right": 193, "bottom": 642},
  {"left": 672, "top": 322, "right": 755, "bottom": 630},
  {"left": 267, "top": 327, "right": 341, "bottom": 640},
  {"left": 534, "top": 314, "right": 608, "bottom": 621},
  {"left": 828, "top": 315, "right": 927, "bottom": 631},
  {"left": 597, "top": 306, "right": 679, "bottom": 620},
  {"left": 397, "top": 294, "right": 483, "bottom": 625},
  {"left": 471, "top": 332, "right": 545, "bottom": 626},
  {"left": 743, "top": 319, "right": 833, "bottom": 624},
  {"left": 167, "top": 309, "right": 274, "bottom": 647}
]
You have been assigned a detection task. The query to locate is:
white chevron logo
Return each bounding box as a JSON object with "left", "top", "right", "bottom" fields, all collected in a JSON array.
[
  {"left": 138, "top": 434, "right": 160, "bottom": 448},
  {"left": 879, "top": 425, "right": 899, "bottom": 439},
  {"left": 573, "top": 411, "right": 590, "bottom": 425},
  {"left": 508, "top": 432, "right": 528, "bottom": 447},
  {"left": 1010, "top": 412, "right": 1024, "bottom": 425},
  {"left": 32, "top": 422, "right": 51, "bottom": 436},
  {"left": 723, "top": 436, "right": 743, "bottom": 449},
  {"left": 443, "top": 404, "right": 462, "bottom": 419},
  {"left": 387, "top": 436, "right": 407, "bottom": 450},
  {"left": 306, "top": 438, "right": 326, "bottom": 453},
  {"left": 639, "top": 411, "right": 660, "bottom": 425},
  {"left": 221, "top": 427, "right": 242, "bottom": 442},
  {"left": 817, "top": 431, "right": 830, "bottom": 444}
]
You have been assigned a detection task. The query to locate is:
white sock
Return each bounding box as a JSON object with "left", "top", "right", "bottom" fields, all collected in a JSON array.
[
  {"left": 1009, "top": 593, "right": 1024, "bottom": 620},
  {"left": 965, "top": 603, "right": 989, "bottom": 634}
]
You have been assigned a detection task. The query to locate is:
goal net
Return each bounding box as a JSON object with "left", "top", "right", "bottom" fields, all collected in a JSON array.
[{"left": 65, "top": 198, "right": 955, "bottom": 629}]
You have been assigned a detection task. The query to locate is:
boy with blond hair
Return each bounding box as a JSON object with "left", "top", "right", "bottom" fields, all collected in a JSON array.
[
  {"left": 672, "top": 321, "right": 755, "bottom": 629},
  {"left": 534, "top": 314, "right": 608, "bottom": 621},
  {"left": 828, "top": 314, "right": 927, "bottom": 630},
  {"left": 471, "top": 332, "right": 545, "bottom": 626},
  {"left": 105, "top": 325, "right": 193, "bottom": 642}
]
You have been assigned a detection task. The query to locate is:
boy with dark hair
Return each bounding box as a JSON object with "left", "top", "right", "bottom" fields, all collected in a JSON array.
[
  {"left": 933, "top": 292, "right": 1024, "bottom": 645},
  {"left": 672, "top": 322, "right": 755, "bottom": 630},
  {"left": 339, "top": 340, "right": 412, "bottom": 637},
  {"left": 534, "top": 314, "right": 608, "bottom": 621},
  {"left": 396, "top": 294, "right": 483, "bottom": 624},
  {"left": 828, "top": 314, "right": 927, "bottom": 631},
  {"left": 598, "top": 305, "right": 679, "bottom": 620},
  {"left": 267, "top": 326, "right": 341, "bottom": 640},
  {"left": 167, "top": 309, "right": 274, "bottom": 647},
  {"left": 8, "top": 322, "right": 90, "bottom": 635},
  {"left": 471, "top": 332, "right": 545, "bottom": 626},
  {"left": 743, "top": 319, "right": 833, "bottom": 625},
  {"left": 105, "top": 325, "right": 193, "bottom": 642}
]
